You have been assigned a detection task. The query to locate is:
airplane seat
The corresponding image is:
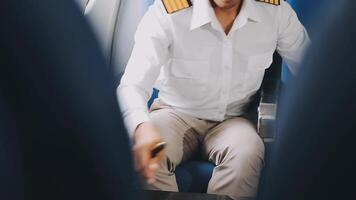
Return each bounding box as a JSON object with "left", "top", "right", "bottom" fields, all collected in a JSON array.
[
  {"left": 111, "top": 0, "right": 148, "bottom": 79},
  {"left": 76, "top": 0, "right": 121, "bottom": 60}
]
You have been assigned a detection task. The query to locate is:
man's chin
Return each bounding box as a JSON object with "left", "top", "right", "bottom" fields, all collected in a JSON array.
[{"left": 213, "top": 0, "right": 239, "bottom": 9}]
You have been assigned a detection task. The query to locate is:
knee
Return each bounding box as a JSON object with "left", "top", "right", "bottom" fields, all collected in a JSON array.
[
  {"left": 240, "top": 145, "right": 264, "bottom": 170},
  {"left": 241, "top": 136, "right": 264, "bottom": 164},
  {"left": 149, "top": 111, "right": 183, "bottom": 165},
  {"left": 228, "top": 137, "right": 265, "bottom": 172},
  {"left": 246, "top": 136, "right": 265, "bottom": 158}
]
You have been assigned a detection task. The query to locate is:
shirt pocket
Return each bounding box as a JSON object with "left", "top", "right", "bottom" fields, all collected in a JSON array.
[
  {"left": 170, "top": 58, "right": 210, "bottom": 82},
  {"left": 243, "top": 51, "right": 274, "bottom": 93},
  {"left": 164, "top": 59, "right": 210, "bottom": 102},
  {"left": 247, "top": 51, "right": 274, "bottom": 70}
]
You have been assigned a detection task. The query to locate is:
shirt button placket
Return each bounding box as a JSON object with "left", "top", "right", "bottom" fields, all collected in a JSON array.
[{"left": 219, "top": 36, "right": 233, "bottom": 119}]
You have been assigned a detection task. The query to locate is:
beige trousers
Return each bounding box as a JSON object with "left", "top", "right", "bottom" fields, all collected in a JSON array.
[{"left": 146, "top": 99, "right": 265, "bottom": 199}]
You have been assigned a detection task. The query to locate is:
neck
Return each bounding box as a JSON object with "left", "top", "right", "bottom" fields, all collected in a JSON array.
[{"left": 211, "top": 0, "right": 243, "bottom": 35}]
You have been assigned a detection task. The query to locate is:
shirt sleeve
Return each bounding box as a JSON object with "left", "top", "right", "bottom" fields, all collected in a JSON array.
[
  {"left": 117, "top": 2, "right": 171, "bottom": 139},
  {"left": 277, "top": 1, "right": 311, "bottom": 74}
]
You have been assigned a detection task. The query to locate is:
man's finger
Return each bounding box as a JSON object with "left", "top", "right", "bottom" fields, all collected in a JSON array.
[
  {"left": 147, "top": 178, "right": 156, "bottom": 185},
  {"left": 145, "top": 150, "right": 165, "bottom": 183},
  {"left": 148, "top": 163, "right": 159, "bottom": 171},
  {"left": 134, "top": 145, "right": 150, "bottom": 176}
]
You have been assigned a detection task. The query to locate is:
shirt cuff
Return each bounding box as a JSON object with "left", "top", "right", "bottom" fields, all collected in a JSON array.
[{"left": 122, "top": 109, "right": 151, "bottom": 140}]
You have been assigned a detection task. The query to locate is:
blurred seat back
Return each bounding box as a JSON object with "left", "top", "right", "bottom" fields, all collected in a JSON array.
[
  {"left": 0, "top": 1, "right": 137, "bottom": 199},
  {"left": 80, "top": 0, "right": 148, "bottom": 80},
  {"left": 259, "top": 1, "right": 356, "bottom": 199},
  {"left": 79, "top": 0, "right": 121, "bottom": 60},
  {"left": 111, "top": 0, "right": 149, "bottom": 78}
]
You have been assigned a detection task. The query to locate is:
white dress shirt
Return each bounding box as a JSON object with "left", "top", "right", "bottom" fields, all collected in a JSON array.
[{"left": 117, "top": 0, "right": 310, "bottom": 136}]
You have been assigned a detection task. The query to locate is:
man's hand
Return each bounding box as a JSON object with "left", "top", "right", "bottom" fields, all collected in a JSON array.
[{"left": 133, "top": 122, "right": 165, "bottom": 184}]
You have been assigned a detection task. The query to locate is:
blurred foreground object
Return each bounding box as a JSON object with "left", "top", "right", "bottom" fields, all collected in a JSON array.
[
  {"left": 0, "top": 1, "right": 137, "bottom": 200},
  {"left": 259, "top": 1, "right": 356, "bottom": 200}
]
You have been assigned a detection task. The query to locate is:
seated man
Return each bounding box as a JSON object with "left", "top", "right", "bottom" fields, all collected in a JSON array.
[{"left": 117, "top": 0, "right": 309, "bottom": 199}]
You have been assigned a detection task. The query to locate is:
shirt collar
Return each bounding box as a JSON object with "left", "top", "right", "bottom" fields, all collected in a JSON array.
[
  {"left": 190, "top": 0, "right": 215, "bottom": 30},
  {"left": 242, "top": 0, "right": 261, "bottom": 23},
  {"left": 190, "top": 0, "right": 261, "bottom": 31}
]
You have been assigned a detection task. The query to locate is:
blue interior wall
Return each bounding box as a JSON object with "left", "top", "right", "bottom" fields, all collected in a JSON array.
[{"left": 283, "top": 0, "right": 328, "bottom": 81}]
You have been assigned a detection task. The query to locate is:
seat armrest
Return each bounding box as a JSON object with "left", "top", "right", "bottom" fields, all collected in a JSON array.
[{"left": 257, "top": 80, "right": 281, "bottom": 142}]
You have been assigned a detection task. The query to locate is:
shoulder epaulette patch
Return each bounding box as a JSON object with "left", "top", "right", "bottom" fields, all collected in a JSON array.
[
  {"left": 162, "top": 0, "right": 192, "bottom": 14},
  {"left": 255, "top": 0, "right": 281, "bottom": 6}
]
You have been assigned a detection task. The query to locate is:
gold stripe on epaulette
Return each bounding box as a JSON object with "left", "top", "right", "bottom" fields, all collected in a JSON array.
[
  {"left": 162, "top": 0, "right": 192, "bottom": 14},
  {"left": 256, "top": 0, "right": 280, "bottom": 6}
]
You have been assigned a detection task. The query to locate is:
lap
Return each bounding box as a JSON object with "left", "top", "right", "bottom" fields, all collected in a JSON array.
[
  {"left": 202, "top": 117, "right": 265, "bottom": 165},
  {"left": 149, "top": 101, "right": 200, "bottom": 165},
  {"left": 149, "top": 100, "right": 264, "bottom": 166}
]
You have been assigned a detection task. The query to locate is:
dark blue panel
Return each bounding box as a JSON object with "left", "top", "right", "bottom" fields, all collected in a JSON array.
[
  {"left": 176, "top": 161, "right": 215, "bottom": 193},
  {"left": 283, "top": 0, "right": 328, "bottom": 82}
]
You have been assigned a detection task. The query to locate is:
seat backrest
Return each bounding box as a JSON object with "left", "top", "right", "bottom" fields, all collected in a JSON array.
[
  {"left": 0, "top": 1, "right": 137, "bottom": 199},
  {"left": 78, "top": 0, "right": 121, "bottom": 59},
  {"left": 111, "top": 0, "right": 151, "bottom": 79},
  {"left": 288, "top": 0, "right": 328, "bottom": 35},
  {"left": 259, "top": 1, "right": 356, "bottom": 199},
  {"left": 79, "top": 0, "right": 153, "bottom": 80}
]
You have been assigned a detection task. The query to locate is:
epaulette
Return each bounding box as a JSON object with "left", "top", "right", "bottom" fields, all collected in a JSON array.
[
  {"left": 162, "top": 0, "right": 192, "bottom": 14},
  {"left": 255, "top": 0, "right": 281, "bottom": 6}
]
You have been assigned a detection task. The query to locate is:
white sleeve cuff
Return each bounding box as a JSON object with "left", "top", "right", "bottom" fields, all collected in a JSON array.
[{"left": 122, "top": 109, "right": 151, "bottom": 140}]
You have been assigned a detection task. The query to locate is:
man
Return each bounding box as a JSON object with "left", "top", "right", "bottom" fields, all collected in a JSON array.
[{"left": 117, "top": 0, "right": 309, "bottom": 198}]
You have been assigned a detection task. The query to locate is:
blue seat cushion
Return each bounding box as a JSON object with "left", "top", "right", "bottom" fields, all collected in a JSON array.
[{"left": 175, "top": 161, "right": 215, "bottom": 193}]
